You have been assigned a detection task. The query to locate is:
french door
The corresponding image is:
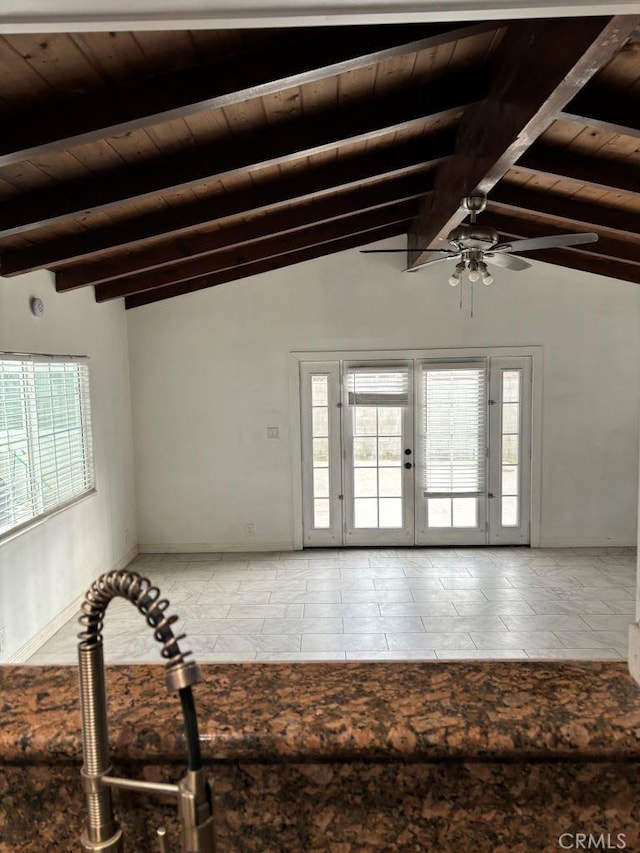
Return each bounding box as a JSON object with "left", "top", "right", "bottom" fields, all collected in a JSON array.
[
  {"left": 342, "top": 362, "right": 414, "bottom": 546},
  {"left": 415, "top": 361, "right": 487, "bottom": 545},
  {"left": 300, "top": 355, "right": 531, "bottom": 547}
]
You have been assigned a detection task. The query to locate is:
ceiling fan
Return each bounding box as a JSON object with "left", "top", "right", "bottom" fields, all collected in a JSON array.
[{"left": 361, "top": 195, "right": 598, "bottom": 286}]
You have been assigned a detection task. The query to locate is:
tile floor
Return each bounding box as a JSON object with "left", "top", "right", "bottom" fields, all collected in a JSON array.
[{"left": 27, "top": 547, "right": 636, "bottom": 664}]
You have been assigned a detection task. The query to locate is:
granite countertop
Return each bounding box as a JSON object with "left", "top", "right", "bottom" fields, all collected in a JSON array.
[{"left": 2, "top": 661, "right": 640, "bottom": 766}]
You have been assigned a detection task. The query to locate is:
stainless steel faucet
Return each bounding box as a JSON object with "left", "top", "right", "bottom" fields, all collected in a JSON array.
[{"left": 77, "top": 569, "right": 216, "bottom": 852}]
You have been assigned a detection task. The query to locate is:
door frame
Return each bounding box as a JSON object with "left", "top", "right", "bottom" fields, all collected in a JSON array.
[{"left": 290, "top": 346, "right": 543, "bottom": 550}]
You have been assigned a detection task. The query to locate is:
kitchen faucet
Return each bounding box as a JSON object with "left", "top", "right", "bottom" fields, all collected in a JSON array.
[{"left": 77, "top": 569, "right": 216, "bottom": 852}]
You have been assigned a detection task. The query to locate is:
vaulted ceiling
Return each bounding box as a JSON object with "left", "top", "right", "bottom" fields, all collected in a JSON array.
[{"left": 0, "top": 16, "right": 638, "bottom": 308}]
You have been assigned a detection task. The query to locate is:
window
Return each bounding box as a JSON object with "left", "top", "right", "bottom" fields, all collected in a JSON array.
[
  {"left": 0, "top": 354, "right": 95, "bottom": 538},
  {"left": 500, "top": 368, "right": 522, "bottom": 528},
  {"left": 311, "top": 374, "right": 331, "bottom": 529}
]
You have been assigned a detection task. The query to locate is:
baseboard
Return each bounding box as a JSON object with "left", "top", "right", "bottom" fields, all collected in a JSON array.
[
  {"left": 139, "top": 541, "right": 294, "bottom": 553},
  {"left": 6, "top": 544, "right": 139, "bottom": 664},
  {"left": 139, "top": 540, "right": 636, "bottom": 553},
  {"left": 6, "top": 592, "right": 84, "bottom": 664},
  {"left": 111, "top": 544, "right": 140, "bottom": 570},
  {"left": 537, "top": 537, "right": 637, "bottom": 548}
]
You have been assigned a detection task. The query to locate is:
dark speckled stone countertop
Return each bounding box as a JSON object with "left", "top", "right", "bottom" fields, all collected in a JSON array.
[{"left": 2, "top": 661, "right": 640, "bottom": 766}]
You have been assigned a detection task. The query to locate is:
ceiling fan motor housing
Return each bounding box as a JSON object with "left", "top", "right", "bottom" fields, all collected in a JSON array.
[{"left": 448, "top": 223, "right": 500, "bottom": 250}]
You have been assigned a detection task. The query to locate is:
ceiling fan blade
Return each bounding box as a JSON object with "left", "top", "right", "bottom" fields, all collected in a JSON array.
[
  {"left": 484, "top": 252, "right": 531, "bottom": 271},
  {"left": 360, "top": 248, "right": 450, "bottom": 253},
  {"left": 494, "top": 232, "right": 598, "bottom": 253},
  {"left": 403, "top": 253, "right": 462, "bottom": 272}
]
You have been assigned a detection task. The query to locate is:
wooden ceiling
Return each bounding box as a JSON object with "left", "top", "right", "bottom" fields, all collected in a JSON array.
[{"left": 0, "top": 16, "right": 638, "bottom": 308}]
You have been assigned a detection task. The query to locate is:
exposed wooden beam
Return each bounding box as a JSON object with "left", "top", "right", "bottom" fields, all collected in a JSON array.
[
  {"left": 560, "top": 82, "right": 640, "bottom": 138},
  {"left": 2, "top": 131, "right": 452, "bottom": 280},
  {"left": 124, "top": 222, "right": 409, "bottom": 310},
  {"left": 510, "top": 245, "right": 640, "bottom": 285},
  {"left": 488, "top": 183, "right": 640, "bottom": 240},
  {"left": 407, "top": 15, "right": 640, "bottom": 269},
  {"left": 480, "top": 209, "right": 640, "bottom": 267},
  {"left": 1, "top": 131, "right": 453, "bottom": 276},
  {"left": 58, "top": 171, "right": 434, "bottom": 292},
  {"left": 96, "top": 200, "right": 419, "bottom": 302},
  {"left": 0, "top": 73, "right": 480, "bottom": 239},
  {"left": 0, "top": 22, "right": 496, "bottom": 168},
  {"left": 515, "top": 143, "right": 640, "bottom": 197}
]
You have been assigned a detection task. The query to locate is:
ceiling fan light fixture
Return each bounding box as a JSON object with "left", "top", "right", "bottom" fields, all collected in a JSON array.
[
  {"left": 449, "top": 261, "right": 465, "bottom": 286},
  {"left": 468, "top": 261, "right": 481, "bottom": 284},
  {"left": 480, "top": 261, "right": 493, "bottom": 286}
]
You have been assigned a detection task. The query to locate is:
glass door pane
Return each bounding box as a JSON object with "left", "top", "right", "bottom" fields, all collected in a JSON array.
[
  {"left": 416, "top": 361, "right": 488, "bottom": 545},
  {"left": 501, "top": 369, "right": 521, "bottom": 528},
  {"left": 353, "top": 407, "right": 403, "bottom": 529},
  {"left": 311, "top": 375, "right": 331, "bottom": 529}
]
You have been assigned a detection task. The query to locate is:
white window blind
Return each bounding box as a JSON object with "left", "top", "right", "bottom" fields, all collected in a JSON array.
[
  {"left": 346, "top": 366, "right": 409, "bottom": 407},
  {"left": 0, "top": 354, "right": 94, "bottom": 538},
  {"left": 420, "top": 363, "right": 486, "bottom": 496}
]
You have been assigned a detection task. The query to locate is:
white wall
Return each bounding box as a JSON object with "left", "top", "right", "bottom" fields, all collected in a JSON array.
[
  {"left": 0, "top": 271, "right": 137, "bottom": 661},
  {"left": 127, "top": 238, "right": 640, "bottom": 551}
]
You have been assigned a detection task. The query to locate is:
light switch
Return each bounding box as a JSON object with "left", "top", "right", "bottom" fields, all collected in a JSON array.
[{"left": 267, "top": 426, "right": 279, "bottom": 439}]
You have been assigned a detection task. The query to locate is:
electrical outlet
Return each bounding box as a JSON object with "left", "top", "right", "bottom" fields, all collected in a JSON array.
[
  {"left": 245, "top": 523, "right": 255, "bottom": 537},
  {"left": 0, "top": 628, "right": 5, "bottom": 655}
]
